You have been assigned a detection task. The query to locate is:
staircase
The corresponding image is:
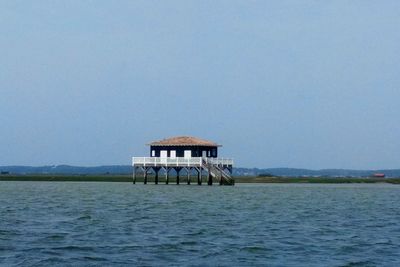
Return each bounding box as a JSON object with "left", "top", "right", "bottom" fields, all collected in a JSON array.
[{"left": 203, "top": 159, "right": 234, "bottom": 185}]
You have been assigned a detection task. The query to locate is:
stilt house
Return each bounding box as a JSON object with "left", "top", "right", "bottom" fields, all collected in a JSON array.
[{"left": 132, "top": 136, "right": 234, "bottom": 185}]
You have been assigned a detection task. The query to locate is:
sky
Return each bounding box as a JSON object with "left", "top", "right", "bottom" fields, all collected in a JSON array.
[{"left": 1, "top": 1, "right": 399, "bottom": 169}]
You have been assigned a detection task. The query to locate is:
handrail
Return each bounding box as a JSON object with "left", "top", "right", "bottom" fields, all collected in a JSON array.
[
  {"left": 132, "top": 157, "right": 233, "bottom": 166},
  {"left": 204, "top": 157, "right": 234, "bottom": 166}
]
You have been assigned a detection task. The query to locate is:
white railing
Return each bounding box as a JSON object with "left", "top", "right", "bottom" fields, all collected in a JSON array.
[
  {"left": 132, "top": 157, "right": 233, "bottom": 167},
  {"left": 204, "top": 157, "right": 234, "bottom": 166},
  {"left": 133, "top": 157, "right": 202, "bottom": 166}
]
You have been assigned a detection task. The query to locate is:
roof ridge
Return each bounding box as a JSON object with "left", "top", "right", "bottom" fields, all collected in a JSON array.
[{"left": 147, "top": 136, "right": 221, "bottom": 147}]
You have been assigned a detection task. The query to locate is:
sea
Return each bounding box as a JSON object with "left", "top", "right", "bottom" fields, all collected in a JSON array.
[{"left": 1, "top": 182, "right": 400, "bottom": 266}]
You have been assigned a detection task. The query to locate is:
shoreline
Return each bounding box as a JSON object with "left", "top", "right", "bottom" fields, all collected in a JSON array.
[{"left": 1, "top": 175, "right": 399, "bottom": 184}]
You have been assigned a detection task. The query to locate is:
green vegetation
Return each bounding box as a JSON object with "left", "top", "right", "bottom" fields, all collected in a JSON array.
[
  {"left": 235, "top": 176, "right": 400, "bottom": 184},
  {"left": 1, "top": 174, "right": 400, "bottom": 184},
  {"left": 0, "top": 174, "right": 133, "bottom": 182}
]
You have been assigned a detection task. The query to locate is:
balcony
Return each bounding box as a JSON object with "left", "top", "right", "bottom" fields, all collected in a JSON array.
[{"left": 132, "top": 157, "right": 233, "bottom": 167}]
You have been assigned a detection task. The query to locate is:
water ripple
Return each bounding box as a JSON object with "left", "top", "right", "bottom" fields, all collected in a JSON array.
[{"left": 1, "top": 182, "right": 400, "bottom": 266}]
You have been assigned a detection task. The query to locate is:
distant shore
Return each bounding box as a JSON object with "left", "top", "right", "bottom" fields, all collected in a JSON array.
[{"left": 1, "top": 175, "right": 399, "bottom": 184}]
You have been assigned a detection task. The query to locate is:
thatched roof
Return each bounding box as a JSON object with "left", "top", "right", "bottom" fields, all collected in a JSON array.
[{"left": 148, "top": 136, "right": 220, "bottom": 147}]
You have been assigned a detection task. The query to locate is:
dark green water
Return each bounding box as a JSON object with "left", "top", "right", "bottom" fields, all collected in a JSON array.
[{"left": 1, "top": 182, "right": 400, "bottom": 266}]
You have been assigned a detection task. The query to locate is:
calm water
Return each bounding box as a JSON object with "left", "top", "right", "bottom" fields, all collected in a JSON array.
[{"left": 1, "top": 182, "right": 400, "bottom": 266}]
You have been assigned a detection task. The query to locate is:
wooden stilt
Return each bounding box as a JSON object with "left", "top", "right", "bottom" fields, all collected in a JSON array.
[
  {"left": 165, "top": 167, "right": 169, "bottom": 185},
  {"left": 155, "top": 168, "right": 159, "bottom": 184},
  {"left": 176, "top": 168, "right": 180, "bottom": 185},
  {"left": 133, "top": 167, "right": 136, "bottom": 184},
  {"left": 208, "top": 168, "right": 213, "bottom": 185},
  {"left": 198, "top": 168, "right": 202, "bottom": 185},
  {"left": 144, "top": 168, "right": 147, "bottom": 184},
  {"left": 187, "top": 167, "right": 191, "bottom": 185}
]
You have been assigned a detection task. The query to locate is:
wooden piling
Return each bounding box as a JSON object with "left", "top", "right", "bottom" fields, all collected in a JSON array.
[
  {"left": 176, "top": 167, "right": 180, "bottom": 185},
  {"left": 132, "top": 167, "right": 136, "bottom": 184},
  {"left": 155, "top": 168, "right": 159, "bottom": 184},
  {"left": 197, "top": 168, "right": 202, "bottom": 185},
  {"left": 208, "top": 170, "right": 212, "bottom": 185}
]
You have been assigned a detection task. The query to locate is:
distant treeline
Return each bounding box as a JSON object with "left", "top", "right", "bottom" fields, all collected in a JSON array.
[
  {"left": 1, "top": 165, "right": 400, "bottom": 178},
  {"left": 1, "top": 175, "right": 400, "bottom": 184}
]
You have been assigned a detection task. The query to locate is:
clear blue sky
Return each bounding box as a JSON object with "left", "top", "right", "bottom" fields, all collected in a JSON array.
[{"left": 1, "top": 1, "right": 399, "bottom": 169}]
